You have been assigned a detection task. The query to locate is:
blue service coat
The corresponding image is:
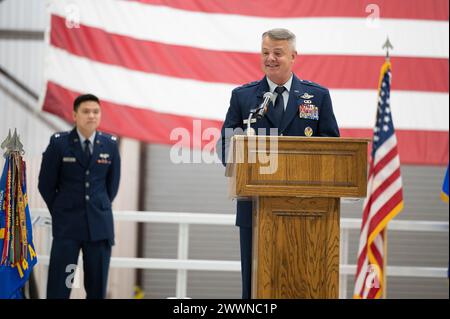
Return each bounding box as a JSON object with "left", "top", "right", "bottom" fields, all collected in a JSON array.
[
  {"left": 219, "top": 75, "right": 340, "bottom": 228},
  {"left": 38, "top": 128, "right": 121, "bottom": 243}
]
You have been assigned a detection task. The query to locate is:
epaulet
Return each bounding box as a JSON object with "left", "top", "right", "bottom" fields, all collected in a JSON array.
[
  {"left": 52, "top": 131, "right": 70, "bottom": 139},
  {"left": 235, "top": 80, "right": 259, "bottom": 90},
  {"left": 97, "top": 131, "right": 118, "bottom": 143},
  {"left": 299, "top": 79, "right": 328, "bottom": 91}
]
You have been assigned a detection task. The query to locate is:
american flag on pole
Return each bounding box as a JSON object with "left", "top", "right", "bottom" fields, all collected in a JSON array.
[
  {"left": 40, "top": 0, "right": 448, "bottom": 164},
  {"left": 353, "top": 61, "right": 404, "bottom": 299}
]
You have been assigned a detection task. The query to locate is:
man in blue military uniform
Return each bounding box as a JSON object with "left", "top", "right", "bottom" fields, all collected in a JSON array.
[
  {"left": 218, "top": 28, "right": 340, "bottom": 299},
  {"left": 38, "top": 94, "right": 121, "bottom": 299}
]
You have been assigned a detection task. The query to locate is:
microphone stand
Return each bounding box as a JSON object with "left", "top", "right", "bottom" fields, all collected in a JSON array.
[
  {"left": 246, "top": 109, "right": 257, "bottom": 136},
  {"left": 246, "top": 92, "right": 273, "bottom": 136}
]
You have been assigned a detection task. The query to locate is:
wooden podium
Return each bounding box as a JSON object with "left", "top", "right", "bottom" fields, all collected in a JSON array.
[{"left": 226, "top": 136, "right": 368, "bottom": 299}]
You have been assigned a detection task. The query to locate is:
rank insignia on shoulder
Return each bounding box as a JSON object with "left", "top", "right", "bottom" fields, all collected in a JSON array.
[
  {"left": 54, "top": 131, "right": 69, "bottom": 138},
  {"left": 111, "top": 136, "right": 117, "bottom": 141},
  {"left": 300, "top": 93, "right": 314, "bottom": 99}
]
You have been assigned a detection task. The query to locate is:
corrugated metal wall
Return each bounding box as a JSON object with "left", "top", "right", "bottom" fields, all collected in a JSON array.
[
  {"left": 0, "top": 0, "right": 139, "bottom": 299},
  {"left": 142, "top": 144, "right": 449, "bottom": 299},
  {"left": 0, "top": 0, "right": 47, "bottom": 30},
  {"left": 141, "top": 145, "right": 241, "bottom": 298},
  {"left": 0, "top": 0, "right": 67, "bottom": 208}
]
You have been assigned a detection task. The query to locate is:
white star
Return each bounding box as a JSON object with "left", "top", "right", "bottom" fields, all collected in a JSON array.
[
  {"left": 381, "top": 91, "right": 385, "bottom": 96},
  {"left": 383, "top": 125, "right": 389, "bottom": 132},
  {"left": 374, "top": 136, "right": 379, "bottom": 142},
  {"left": 385, "top": 107, "right": 391, "bottom": 114},
  {"left": 384, "top": 116, "right": 390, "bottom": 123}
]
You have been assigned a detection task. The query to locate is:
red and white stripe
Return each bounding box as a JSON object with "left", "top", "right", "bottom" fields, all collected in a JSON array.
[
  {"left": 354, "top": 134, "right": 404, "bottom": 299},
  {"left": 41, "top": 0, "right": 449, "bottom": 164}
]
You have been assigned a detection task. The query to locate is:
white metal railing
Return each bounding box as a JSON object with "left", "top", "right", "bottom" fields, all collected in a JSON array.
[{"left": 30, "top": 208, "right": 449, "bottom": 299}]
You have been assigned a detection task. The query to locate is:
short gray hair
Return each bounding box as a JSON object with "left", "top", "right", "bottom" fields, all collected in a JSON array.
[{"left": 262, "top": 28, "right": 296, "bottom": 51}]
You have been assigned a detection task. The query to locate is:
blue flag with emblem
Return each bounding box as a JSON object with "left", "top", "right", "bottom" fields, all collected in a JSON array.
[
  {"left": 0, "top": 153, "right": 37, "bottom": 299},
  {"left": 440, "top": 164, "right": 449, "bottom": 278},
  {"left": 441, "top": 165, "right": 449, "bottom": 204}
]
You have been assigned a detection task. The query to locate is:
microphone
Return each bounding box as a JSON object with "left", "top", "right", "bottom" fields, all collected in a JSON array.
[
  {"left": 255, "top": 92, "right": 275, "bottom": 119},
  {"left": 246, "top": 92, "right": 275, "bottom": 136}
]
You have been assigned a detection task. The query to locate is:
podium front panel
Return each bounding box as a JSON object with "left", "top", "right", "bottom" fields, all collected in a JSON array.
[{"left": 230, "top": 136, "right": 368, "bottom": 199}]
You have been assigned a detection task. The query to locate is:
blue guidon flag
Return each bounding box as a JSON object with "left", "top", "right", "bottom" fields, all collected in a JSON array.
[
  {"left": 0, "top": 153, "right": 38, "bottom": 299},
  {"left": 441, "top": 165, "right": 449, "bottom": 203}
]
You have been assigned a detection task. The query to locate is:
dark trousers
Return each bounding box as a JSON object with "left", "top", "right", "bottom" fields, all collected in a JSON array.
[
  {"left": 239, "top": 226, "right": 252, "bottom": 299},
  {"left": 47, "top": 238, "right": 111, "bottom": 299}
]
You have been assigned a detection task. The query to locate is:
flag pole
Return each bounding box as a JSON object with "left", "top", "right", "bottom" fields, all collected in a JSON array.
[
  {"left": 381, "top": 37, "right": 393, "bottom": 299},
  {"left": 382, "top": 228, "right": 388, "bottom": 298}
]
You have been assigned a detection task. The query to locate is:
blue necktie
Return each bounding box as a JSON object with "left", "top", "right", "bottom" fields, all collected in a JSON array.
[
  {"left": 84, "top": 139, "right": 91, "bottom": 165},
  {"left": 274, "top": 86, "right": 286, "bottom": 128}
]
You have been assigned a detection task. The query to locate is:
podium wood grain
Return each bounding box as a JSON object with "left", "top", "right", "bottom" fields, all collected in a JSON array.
[
  {"left": 227, "top": 136, "right": 368, "bottom": 299},
  {"left": 252, "top": 197, "right": 339, "bottom": 298}
]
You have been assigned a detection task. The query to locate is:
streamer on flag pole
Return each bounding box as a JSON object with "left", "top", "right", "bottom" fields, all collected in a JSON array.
[{"left": 0, "top": 130, "right": 38, "bottom": 299}]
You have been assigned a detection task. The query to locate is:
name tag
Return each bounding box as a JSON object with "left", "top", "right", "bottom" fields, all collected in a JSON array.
[{"left": 62, "top": 157, "right": 76, "bottom": 163}]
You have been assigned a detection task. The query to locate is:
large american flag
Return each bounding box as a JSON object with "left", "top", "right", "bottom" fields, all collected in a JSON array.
[
  {"left": 353, "top": 61, "right": 404, "bottom": 299},
  {"left": 40, "top": 0, "right": 449, "bottom": 165}
]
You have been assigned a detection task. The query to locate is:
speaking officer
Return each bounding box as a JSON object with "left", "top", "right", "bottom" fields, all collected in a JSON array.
[
  {"left": 217, "top": 28, "right": 340, "bottom": 299},
  {"left": 38, "top": 94, "right": 121, "bottom": 299}
]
